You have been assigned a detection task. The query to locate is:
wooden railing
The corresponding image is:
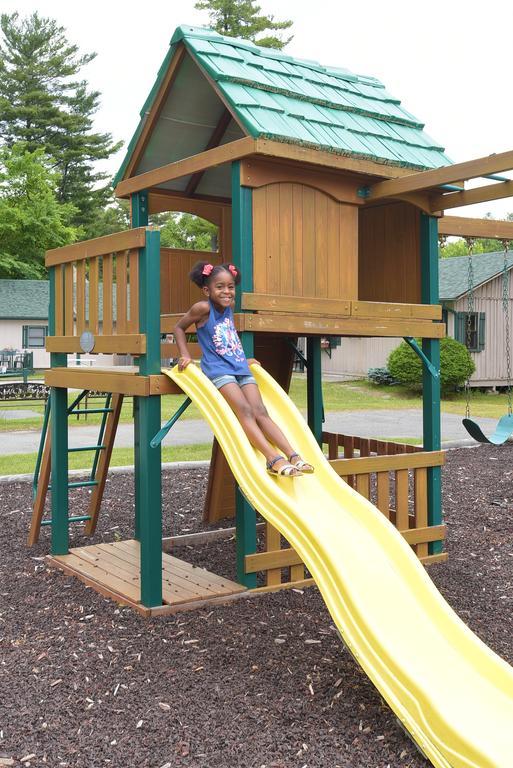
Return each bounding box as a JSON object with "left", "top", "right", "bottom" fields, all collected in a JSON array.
[
  {"left": 45, "top": 229, "right": 147, "bottom": 355},
  {"left": 246, "top": 433, "right": 446, "bottom": 590},
  {"left": 240, "top": 293, "right": 445, "bottom": 338},
  {"left": 242, "top": 293, "right": 442, "bottom": 320},
  {"left": 325, "top": 433, "right": 446, "bottom": 562}
]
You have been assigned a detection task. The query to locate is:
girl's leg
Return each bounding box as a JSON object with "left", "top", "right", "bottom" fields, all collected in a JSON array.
[
  {"left": 241, "top": 384, "right": 313, "bottom": 470},
  {"left": 218, "top": 382, "right": 299, "bottom": 473}
]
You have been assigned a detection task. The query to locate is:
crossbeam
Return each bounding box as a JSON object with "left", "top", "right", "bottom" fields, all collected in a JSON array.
[
  {"left": 367, "top": 149, "right": 513, "bottom": 201},
  {"left": 438, "top": 216, "right": 513, "bottom": 240},
  {"left": 430, "top": 179, "right": 513, "bottom": 212},
  {"left": 115, "top": 137, "right": 256, "bottom": 198}
]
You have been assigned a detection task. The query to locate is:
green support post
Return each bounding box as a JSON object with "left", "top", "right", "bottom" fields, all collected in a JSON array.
[
  {"left": 420, "top": 213, "right": 442, "bottom": 555},
  {"left": 131, "top": 192, "right": 149, "bottom": 542},
  {"left": 232, "top": 161, "right": 257, "bottom": 588},
  {"left": 136, "top": 225, "right": 163, "bottom": 608},
  {"left": 306, "top": 337, "right": 323, "bottom": 446},
  {"left": 48, "top": 266, "right": 69, "bottom": 555},
  {"left": 131, "top": 190, "right": 148, "bottom": 228}
]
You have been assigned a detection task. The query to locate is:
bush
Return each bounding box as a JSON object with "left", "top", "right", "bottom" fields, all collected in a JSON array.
[
  {"left": 387, "top": 338, "right": 475, "bottom": 394},
  {"left": 367, "top": 367, "right": 399, "bottom": 386}
]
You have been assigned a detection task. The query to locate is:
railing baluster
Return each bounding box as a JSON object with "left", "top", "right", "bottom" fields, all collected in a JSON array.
[
  {"left": 64, "top": 263, "right": 74, "bottom": 335},
  {"left": 55, "top": 265, "right": 64, "bottom": 336},
  {"left": 89, "top": 257, "right": 99, "bottom": 334},
  {"left": 116, "top": 250, "right": 128, "bottom": 333},
  {"left": 103, "top": 254, "right": 113, "bottom": 335},
  {"left": 76, "top": 260, "right": 86, "bottom": 335},
  {"left": 128, "top": 248, "right": 139, "bottom": 332}
]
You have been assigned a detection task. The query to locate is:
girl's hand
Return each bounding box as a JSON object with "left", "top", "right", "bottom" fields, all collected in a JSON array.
[
  {"left": 247, "top": 358, "right": 260, "bottom": 366},
  {"left": 178, "top": 357, "right": 192, "bottom": 371}
]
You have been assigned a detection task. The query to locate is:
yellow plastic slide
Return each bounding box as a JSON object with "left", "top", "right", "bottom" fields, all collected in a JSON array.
[{"left": 164, "top": 363, "right": 513, "bottom": 768}]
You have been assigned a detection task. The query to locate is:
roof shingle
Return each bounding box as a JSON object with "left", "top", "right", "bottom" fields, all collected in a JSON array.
[
  {"left": 439, "top": 252, "right": 513, "bottom": 301},
  {"left": 115, "top": 25, "right": 451, "bottom": 185},
  {"left": 0, "top": 280, "right": 49, "bottom": 319}
]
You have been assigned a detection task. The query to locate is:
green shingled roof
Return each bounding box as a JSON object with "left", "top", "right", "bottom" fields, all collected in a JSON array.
[
  {"left": 439, "top": 252, "right": 513, "bottom": 301},
  {"left": 115, "top": 26, "right": 451, "bottom": 186},
  {"left": 0, "top": 280, "right": 49, "bottom": 319}
]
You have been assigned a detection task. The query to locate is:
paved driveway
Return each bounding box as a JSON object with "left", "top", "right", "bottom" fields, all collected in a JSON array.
[{"left": 0, "top": 409, "right": 501, "bottom": 455}]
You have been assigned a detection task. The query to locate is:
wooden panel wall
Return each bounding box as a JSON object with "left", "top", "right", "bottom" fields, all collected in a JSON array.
[
  {"left": 159, "top": 204, "right": 231, "bottom": 315},
  {"left": 252, "top": 183, "right": 358, "bottom": 300},
  {"left": 358, "top": 202, "right": 421, "bottom": 304},
  {"left": 160, "top": 248, "right": 223, "bottom": 314}
]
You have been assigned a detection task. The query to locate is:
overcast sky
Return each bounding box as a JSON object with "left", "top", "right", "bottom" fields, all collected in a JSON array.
[{"left": 4, "top": 0, "right": 513, "bottom": 218}]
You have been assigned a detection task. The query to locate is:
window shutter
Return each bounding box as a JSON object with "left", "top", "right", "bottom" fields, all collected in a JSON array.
[
  {"left": 454, "top": 312, "right": 465, "bottom": 343},
  {"left": 22, "top": 325, "right": 27, "bottom": 347},
  {"left": 478, "top": 313, "right": 486, "bottom": 351}
]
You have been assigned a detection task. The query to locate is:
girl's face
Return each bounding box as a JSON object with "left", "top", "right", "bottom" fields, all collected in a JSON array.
[{"left": 202, "top": 269, "right": 236, "bottom": 309}]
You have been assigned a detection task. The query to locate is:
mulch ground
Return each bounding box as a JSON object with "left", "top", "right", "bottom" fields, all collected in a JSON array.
[{"left": 1, "top": 445, "right": 513, "bottom": 768}]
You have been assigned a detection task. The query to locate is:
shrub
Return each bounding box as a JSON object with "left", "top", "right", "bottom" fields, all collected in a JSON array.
[
  {"left": 367, "top": 367, "right": 398, "bottom": 386},
  {"left": 387, "top": 338, "right": 475, "bottom": 394}
]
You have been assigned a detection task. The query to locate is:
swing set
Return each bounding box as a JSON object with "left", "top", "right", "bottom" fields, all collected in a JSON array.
[{"left": 460, "top": 237, "right": 513, "bottom": 444}]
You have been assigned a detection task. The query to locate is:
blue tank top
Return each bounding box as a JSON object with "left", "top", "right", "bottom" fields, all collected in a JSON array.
[{"left": 196, "top": 301, "right": 251, "bottom": 379}]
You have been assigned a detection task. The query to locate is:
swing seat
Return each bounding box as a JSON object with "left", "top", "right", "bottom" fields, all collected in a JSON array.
[{"left": 462, "top": 414, "right": 513, "bottom": 445}]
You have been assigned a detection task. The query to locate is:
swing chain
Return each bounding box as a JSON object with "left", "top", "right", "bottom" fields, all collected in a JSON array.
[
  {"left": 464, "top": 238, "right": 475, "bottom": 418},
  {"left": 502, "top": 240, "right": 512, "bottom": 415}
]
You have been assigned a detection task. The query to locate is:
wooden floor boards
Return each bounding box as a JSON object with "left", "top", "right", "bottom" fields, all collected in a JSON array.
[{"left": 48, "top": 539, "right": 246, "bottom": 616}]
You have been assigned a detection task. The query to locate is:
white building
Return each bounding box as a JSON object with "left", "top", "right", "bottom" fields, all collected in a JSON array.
[
  {"left": 321, "top": 251, "right": 513, "bottom": 388},
  {"left": 0, "top": 279, "right": 117, "bottom": 370}
]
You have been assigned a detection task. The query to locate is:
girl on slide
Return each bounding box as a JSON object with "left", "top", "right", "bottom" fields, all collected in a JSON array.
[{"left": 174, "top": 261, "right": 314, "bottom": 477}]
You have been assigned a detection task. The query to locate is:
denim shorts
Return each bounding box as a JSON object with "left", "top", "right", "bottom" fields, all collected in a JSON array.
[{"left": 211, "top": 374, "right": 256, "bottom": 390}]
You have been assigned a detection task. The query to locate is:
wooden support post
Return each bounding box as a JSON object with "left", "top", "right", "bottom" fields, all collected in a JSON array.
[
  {"left": 307, "top": 337, "right": 323, "bottom": 445},
  {"left": 131, "top": 192, "right": 149, "bottom": 542},
  {"left": 420, "top": 214, "right": 443, "bottom": 556},
  {"left": 48, "top": 266, "right": 69, "bottom": 555},
  {"left": 232, "top": 160, "right": 257, "bottom": 588},
  {"left": 136, "top": 226, "right": 163, "bottom": 608}
]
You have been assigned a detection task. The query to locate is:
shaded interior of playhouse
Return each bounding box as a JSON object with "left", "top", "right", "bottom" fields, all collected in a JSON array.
[{"left": 33, "top": 25, "right": 513, "bottom": 615}]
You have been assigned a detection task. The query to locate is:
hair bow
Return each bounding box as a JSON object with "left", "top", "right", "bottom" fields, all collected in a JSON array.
[
  {"left": 202, "top": 263, "right": 214, "bottom": 276},
  {"left": 228, "top": 264, "right": 238, "bottom": 277}
]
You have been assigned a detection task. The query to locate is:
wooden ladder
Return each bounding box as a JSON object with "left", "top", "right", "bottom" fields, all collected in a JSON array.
[{"left": 27, "top": 392, "right": 123, "bottom": 545}]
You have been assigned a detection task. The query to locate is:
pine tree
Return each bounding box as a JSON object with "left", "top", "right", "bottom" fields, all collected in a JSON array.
[
  {"left": 194, "top": 0, "right": 293, "bottom": 48},
  {"left": 0, "top": 12, "right": 122, "bottom": 232}
]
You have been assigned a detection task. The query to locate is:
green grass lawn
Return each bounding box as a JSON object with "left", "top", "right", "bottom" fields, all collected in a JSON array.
[
  {"left": 1, "top": 374, "right": 511, "bottom": 433},
  {"left": 0, "top": 443, "right": 213, "bottom": 477}
]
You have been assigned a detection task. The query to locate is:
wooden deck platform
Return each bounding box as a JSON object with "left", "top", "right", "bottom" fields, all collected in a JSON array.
[{"left": 47, "top": 539, "right": 247, "bottom": 616}]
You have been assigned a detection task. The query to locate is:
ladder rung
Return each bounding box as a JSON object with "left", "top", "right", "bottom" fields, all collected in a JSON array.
[
  {"left": 68, "top": 445, "right": 106, "bottom": 453},
  {"left": 70, "top": 408, "right": 114, "bottom": 415},
  {"left": 48, "top": 480, "right": 99, "bottom": 490},
  {"left": 41, "top": 515, "right": 92, "bottom": 526}
]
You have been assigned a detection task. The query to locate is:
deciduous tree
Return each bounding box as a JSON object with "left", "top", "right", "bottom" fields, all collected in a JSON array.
[{"left": 0, "top": 144, "right": 78, "bottom": 279}]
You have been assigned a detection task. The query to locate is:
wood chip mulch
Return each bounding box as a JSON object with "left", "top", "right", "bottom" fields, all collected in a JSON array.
[{"left": 1, "top": 446, "right": 513, "bottom": 768}]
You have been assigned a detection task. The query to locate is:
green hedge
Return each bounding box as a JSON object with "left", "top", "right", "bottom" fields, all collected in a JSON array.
[{"left": 387, "top": 338, "right": 475, "bottom": 394}]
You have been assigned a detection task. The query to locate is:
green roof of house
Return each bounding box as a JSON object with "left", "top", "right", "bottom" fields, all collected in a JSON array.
[
  {"left": 0, "top": 280, "right": 49, "bottom": 319},
  {"left": 115, "top": 25, "right": 451, "bottom": 188},
  {"left": 439, "top": 252, "right": 513, "bottom": 301}
]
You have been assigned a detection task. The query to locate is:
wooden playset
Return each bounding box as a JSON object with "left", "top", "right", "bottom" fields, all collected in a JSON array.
[{"left": 30, "top": 25, "right": 513, "bottom": 615}]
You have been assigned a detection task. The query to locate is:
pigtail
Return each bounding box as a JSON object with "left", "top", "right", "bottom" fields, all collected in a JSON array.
[
  {"left": 189, "top": 261, "right": 242, "bottom": 287},
  {"left": 189, "top": 261, "right": 211, "bottom": 287},
  {"left": 225, "top": 263, "right": 241, "bottom": 285}
]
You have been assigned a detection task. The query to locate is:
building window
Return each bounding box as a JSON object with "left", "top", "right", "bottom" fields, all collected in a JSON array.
[
  {"left": 22, "top": 325, "right": 48, "bottom": 349},
  {"left": 455, "top": 312, "right": 485, "bottom": 352}
]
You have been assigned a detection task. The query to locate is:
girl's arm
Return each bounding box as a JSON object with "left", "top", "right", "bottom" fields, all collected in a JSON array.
[{"left": 174, "top": 301, "right": 209, "bottom": 370}]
